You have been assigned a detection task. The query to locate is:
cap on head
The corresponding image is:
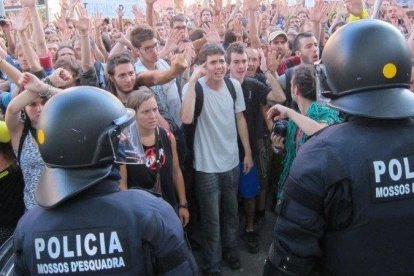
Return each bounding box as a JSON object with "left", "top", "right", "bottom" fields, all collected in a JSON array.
[
  {"left": 319, "top": 19, "right": 414, "bottom": 119},
  {"left": 268, "top": 30, "right": 288, "bottom": 43}
]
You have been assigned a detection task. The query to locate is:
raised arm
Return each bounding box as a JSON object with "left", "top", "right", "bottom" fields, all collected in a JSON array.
[
  {"left": 92, "top": 13, "right": 109, "bottom": 61},
  {"left": 74, "top": 9, "right": 93, "bottom": 72},
  {"left": 245, "top": 0, "right": 261, "bottom": 49},
  {"left": 259, "top": 49, "right": 286, "bottom": 103},
  {"left": 15, "top": 8, "right": 43, "bottom": 73},
  {"left": 1, "top": 18, "right": 15, "bottom": 55},
  {"left": 180, "top": 63, "right": 205, "bottom": 124},
  {"left": 308, "top": 0, "right": 329, "bottom": 45},
  {"left": 21, "top": 0, "right": 48, "bottom": 57},
  {"left": 267, "top": 104, "right": 327, "bottom": 136},
  {"left": 137, "top": 49, "right": 189, "bottom": 87},
  {"left": 6, "top": 73, "right": 62, "bottom": 149},
  {"left": 146, "top": 0, "right": 157, "bottom": 28}
]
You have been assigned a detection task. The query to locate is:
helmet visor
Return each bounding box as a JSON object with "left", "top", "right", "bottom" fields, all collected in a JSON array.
[{"left": 110, "top": 109, "right": 146, "bottom": 165}]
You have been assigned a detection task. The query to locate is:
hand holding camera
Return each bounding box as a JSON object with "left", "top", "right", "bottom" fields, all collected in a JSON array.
[
  {"left": 267, "top": 104, "right": 290, "bottom": 155},
  {"left": 271, "top": 120, "right": 288, "bottom": 155}
]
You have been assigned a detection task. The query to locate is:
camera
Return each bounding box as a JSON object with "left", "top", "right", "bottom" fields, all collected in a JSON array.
[{"left": 272, "top": 120, "right": 288, "bottom": 137}]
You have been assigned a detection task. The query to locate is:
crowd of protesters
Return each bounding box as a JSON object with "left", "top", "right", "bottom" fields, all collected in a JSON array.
[{"left": 1, "top": 0, "right": 414, "bottom": 274}]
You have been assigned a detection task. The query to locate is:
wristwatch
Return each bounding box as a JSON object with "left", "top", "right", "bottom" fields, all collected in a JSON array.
[{"left": 178, "top": 202, "right": 188, "bottom": 209}]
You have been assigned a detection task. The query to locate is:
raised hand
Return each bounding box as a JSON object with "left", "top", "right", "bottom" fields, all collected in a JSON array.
[
  {"left": 232, "top": 19, "right": 243, "bottom": 39},
  {"left": 266, "top": 49, "right": 282, "bottom": 73},
  {"left": 19, "top": 73, "right": 45, "bottom": 93},
  {"left": 308, "top": 0, "right": 329, "bottom": 22},
  {"left": 91, "top": 12, "right": 102, "bottom": 31},
  {"left": 132, "top": 5, "right": 144, "bottom": 25},
  {"left": 259, "top": 48, "right": 268, "bottom": 73},
  {"left": 202, "top": 23, "right": 220, "bottom": 44},
  {"left": 74, "top": 8, "right": 90, "bottom": 34},
  {"left": 190, "top": 62, "right": 207, "bottom": 83},
  {"left": 14, "top": 8, "right": 31, "bottom": 33},
  {"left": 53, "top": 14, "right": 67, "bottom": 31},
  {"left": 48, "top": 68, "right": 73, "bottom": 88},
  {"left": 267, "top": 103, "right": 290, "bottom": 121},
  {"left": 170, "top": 48, "right": 191, "bottom": 73},
  {"left": 164, "top": 28, "right": 184, "bottom": 51}
]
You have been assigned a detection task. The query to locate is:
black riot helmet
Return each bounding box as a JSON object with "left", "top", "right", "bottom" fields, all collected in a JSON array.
[
  {"left": 35, "top": 86, "right": 136, "bottom": 208},
  {"left": 317, "top": 19, "right": 414, "bottom": 118}
]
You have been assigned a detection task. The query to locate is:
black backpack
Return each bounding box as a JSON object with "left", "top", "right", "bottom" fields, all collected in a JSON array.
[{"left": 183, "top": 77, "right": 237, "bottom": 164}]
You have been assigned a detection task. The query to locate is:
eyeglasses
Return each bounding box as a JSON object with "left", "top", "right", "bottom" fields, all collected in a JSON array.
[{"left": 140, "top": 42, "right": 159, "bottom": 53}]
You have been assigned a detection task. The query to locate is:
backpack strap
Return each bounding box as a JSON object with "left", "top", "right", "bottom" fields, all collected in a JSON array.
[
  {"left": 193, "top": 80, "right": 204, "bottom": 123},
  {"left": 223, "top": 77, "right": 237, "bottom": 111}
]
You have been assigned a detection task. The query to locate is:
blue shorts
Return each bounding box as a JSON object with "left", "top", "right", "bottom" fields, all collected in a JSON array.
[{"left": 238, "top": 162, "right": 260, "bottom": 199}]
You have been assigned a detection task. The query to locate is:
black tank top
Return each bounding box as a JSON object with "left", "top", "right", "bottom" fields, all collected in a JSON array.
[{"left": 126, "top": 128, "right": 177, "bottom": 208}]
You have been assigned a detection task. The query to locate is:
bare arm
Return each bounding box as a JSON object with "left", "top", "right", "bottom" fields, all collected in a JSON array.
[
  {"left": 145, "top": 0, "right": 157, "bottom": 28},
  {"left": 15, "top": 10, "right": 42, "bottom": 72},
  {"left": 259, "top": 49, "right": 286, "bottom": 103},
  {"left": 180, "top": 64, "right": 205, "bottom": 124},
  {"left": 75, "top": 10, "right": 93, "bottom": 72},
  {"left": 236, "top": 112, "right": 253, "bottom": 174},
  {"left": 170, "top": 133, "right": 189, "bottom": 227},
  {"left": 267, "top": 104, "right": 327, "bottom": 136},
  {"left": 245, "top": 0, "right": 261, "bottom": 49},
  {"left": 137, "top": 51, "right": 189, "bottom": 87},
  {"left": 21, "top": 0, "right": 48, "bottom": 57},
  {"left": 1, "top": 19, "right": 15, "bottom": 55},
  {"left": 0, "top": 54, "right": 23, "bottom": 85}
]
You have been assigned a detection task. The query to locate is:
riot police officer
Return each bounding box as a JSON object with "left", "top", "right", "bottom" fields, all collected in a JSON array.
[
  {"left": 264, "top": 19, "right": 414, "bottom": 275},
  {"left": 13, "top": 85, "right": 198, "bottom": 275}
]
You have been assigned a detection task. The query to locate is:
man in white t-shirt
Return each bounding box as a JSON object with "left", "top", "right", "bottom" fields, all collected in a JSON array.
[{"left": 181, "top": 44, "right": 253, "bottom": 275}]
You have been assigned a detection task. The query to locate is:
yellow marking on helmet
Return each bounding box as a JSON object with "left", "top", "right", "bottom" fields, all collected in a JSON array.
[
  {"left": 37, "top": 129, "right": 45, "bottom": 145},
  {"left": 383, "top": 63, "right": 397, "bottom": 79}
]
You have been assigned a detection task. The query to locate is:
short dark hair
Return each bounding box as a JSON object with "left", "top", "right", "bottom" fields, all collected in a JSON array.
[
  {"left": 226, "top": 42, "right": 245, "bottom": 64},
  {"left": 105, "top": 53, "right": 135, "bottom": 95},
  {"left": 54, "top": 45, "right": 75, "bottom": 62},
  {"left": 170, "top": 14, "right": 186, "bottom": 28},
  {"left": 198, "top": 43, "right": 226, "bottom": 64},
  {"left": 293, "top": 32, "right": 315, "bottom": 52},
  {"left": 292, "top": 64, "right": 316, "bottom": 101},
  {"left": 200, "top": 8, "right": 213, "bottom": 18},
  {"left": 130, "top": 26, "right": 155, "bottom": 48}
]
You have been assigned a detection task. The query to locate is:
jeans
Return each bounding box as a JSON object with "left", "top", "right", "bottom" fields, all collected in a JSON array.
[{"left": 195, "top": 166, "right": 240, "bottom": 272}]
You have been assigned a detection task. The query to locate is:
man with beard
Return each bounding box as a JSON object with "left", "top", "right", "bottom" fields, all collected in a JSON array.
[
  {"left": 278, "top": 32, "right": 319, "bottom": 108},
  {"left": 106, "top": 52, "right": 187, "bottom": 124}
]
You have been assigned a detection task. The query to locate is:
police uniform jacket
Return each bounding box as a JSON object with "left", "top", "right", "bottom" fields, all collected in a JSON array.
[
  {"left": 13, "top": 178, "right": 197, "bottom": 275},
  {"left": 270, "top": 117, "right": 414, "bottom": 275}
]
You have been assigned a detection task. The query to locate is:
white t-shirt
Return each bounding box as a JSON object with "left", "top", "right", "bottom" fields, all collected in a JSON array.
[
  {"left": 182, "top": 77, "right": 246, "bottom": 173},
  {"left": 135, "top": 59, "right": 182, "bottom": 127}
]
